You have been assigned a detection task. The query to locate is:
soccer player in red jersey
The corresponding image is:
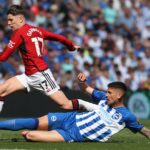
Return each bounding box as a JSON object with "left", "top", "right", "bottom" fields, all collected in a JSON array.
[{"left": 0, "top": 5, "right": 80, "bottom": 112}]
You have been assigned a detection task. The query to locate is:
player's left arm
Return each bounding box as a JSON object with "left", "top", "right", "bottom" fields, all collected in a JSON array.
[
  {"left": 124, "top": 113, "right": 150, "bottom": 139},
  {"left": 139, "top": 127, "right": 150, "bottom": 139},
  {"left": 40, "top": 28, "right": 80, "bottom": 51}
]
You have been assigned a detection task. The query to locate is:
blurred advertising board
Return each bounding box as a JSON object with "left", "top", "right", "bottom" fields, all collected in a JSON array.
[{"left": 127, "top": 91, "right": 150, "bottom": 119}]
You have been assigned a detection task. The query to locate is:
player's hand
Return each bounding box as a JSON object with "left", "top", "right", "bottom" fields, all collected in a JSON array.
[{"left": 77, "top": 72, "right": 87, "bottom": 82}]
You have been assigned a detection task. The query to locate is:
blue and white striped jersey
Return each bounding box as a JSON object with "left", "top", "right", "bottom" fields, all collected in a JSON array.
[{"left": 76, "top": 90, "right": 144, "bottom": 142}]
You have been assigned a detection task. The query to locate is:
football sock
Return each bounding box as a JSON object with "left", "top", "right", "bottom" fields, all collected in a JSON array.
[
  {"left": 0, "top": 101, "right": 4, "bottom": 112},
  {"left": 0, "top": 118, "right": 39, "bottom": 130},
  {"left": 71, "top": 99, "right": 79, "bottom": 110},
  {"left": 71, "top": 99, "right": 98, "bottom": 111},
  {"left": 78, "top": 99, "right": 98, "bottom": 111}
]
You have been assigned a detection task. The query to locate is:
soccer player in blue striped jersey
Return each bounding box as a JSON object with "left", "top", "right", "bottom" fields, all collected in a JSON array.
[{"left": 0, "top": 72, "right": 150, "bottom": 142}]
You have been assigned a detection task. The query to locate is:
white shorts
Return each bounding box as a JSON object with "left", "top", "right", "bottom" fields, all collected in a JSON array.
[{"left": 16, "top": 69, "right": 60, "bottom": 96}]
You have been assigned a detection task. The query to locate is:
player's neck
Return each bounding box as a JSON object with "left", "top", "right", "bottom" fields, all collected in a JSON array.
[
  {"left": 18, "top": 22, "right": 25, "bottom": 28},
  {"left": 113, "top": 100, "right": 124, "bottom": 107},
  {"left": 14, "top": 22, "right": 26, "bottom": 31},
  {"left": 113, "top": 101, "right": 124, "bottom": 108}
]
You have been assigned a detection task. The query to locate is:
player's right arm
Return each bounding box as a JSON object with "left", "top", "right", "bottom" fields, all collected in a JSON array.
[
  {"left": 0, "top": 31, "right": 22, "bottom": 61},
  {"left": 77, "top": 72, "right": 94, "bottom": 94},
  {"left": 77, "top": 72, "right": 107, "bottom": 103},
  {"left": 69, "top": 72, "right": 99, "bottom": 111}
]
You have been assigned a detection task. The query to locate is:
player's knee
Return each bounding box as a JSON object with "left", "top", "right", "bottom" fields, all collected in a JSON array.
[
  {"left": 0, "top": 84, "right": 9, "bottom": 97},
  {"left": 0, "top": 86, "right": 5, "bottom": 97}
]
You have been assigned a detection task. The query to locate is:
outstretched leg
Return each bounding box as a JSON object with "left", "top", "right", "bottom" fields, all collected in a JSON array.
[
  {"left": 0, "top": 118, "right": 39, "bottom": 130},
  {"left": 21, "top": 130, "right": 65, "bottom": 142},
  {"left": 0, "top": 115, "right": 49, "bottom": 131}
]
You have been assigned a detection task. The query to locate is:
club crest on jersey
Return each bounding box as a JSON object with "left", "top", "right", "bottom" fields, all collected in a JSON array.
[
  {"left": 112, "top": 113, "right": 122, "bottom": 121},
  {"left": 51, "top": 116, "right": 57, "bottom": 122},
  {"left": 27, "top": 28, "right": 42, "bottom": 36},
  {"left": 8, "top": 40, "right": 15, "bottom": 48}
]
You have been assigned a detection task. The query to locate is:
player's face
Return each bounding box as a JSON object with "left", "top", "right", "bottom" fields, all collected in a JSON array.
[
  {"left": 106, "top": 87, "right": 121, "bottom": 106},
  {"left": 7, "top": 14, "right": 24, "bottom": 31}
]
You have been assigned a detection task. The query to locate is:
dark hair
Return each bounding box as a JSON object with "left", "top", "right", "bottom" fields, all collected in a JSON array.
[
  {"left": 108, "top": 81, "right": 127, "bottom": 93},
  {"left": 7, "top": 5, "right": 25, "bottom": 16}
]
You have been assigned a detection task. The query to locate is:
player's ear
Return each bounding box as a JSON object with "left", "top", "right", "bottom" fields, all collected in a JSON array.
[
  {"left": 117, "top": 89, "right": 124, "bottom": 100},
  {"left": 18, "top": 15, "right": 25, "bottom": 23}
]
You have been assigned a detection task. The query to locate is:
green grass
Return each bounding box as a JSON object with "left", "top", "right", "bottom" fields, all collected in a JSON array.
[{"left": 0, "top": 120, "right": 150, "bottom": 150}]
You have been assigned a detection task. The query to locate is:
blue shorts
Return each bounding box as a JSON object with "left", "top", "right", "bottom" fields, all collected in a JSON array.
[{"left": 47, "top": 112, "right": 84, "bottom": 142}]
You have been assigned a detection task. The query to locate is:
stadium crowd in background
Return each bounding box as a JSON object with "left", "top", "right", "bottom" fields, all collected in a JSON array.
[{"left": 0, "top": 0, "right": 150, "bottom": 91}]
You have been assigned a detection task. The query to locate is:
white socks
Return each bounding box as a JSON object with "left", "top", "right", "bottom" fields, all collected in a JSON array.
[
  {"left": 78, "top": 99, "right": 98, "bottom": 111},
  {"left": 0, "top": 101, "right": 4, "bottom": 112}
]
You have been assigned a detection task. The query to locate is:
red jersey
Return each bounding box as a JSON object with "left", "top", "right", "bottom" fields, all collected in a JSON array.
[{"left": 0, "top": 24, "right": 75, "bottom": 75}]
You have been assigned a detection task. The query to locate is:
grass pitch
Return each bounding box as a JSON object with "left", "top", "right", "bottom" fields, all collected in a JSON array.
[{"left": 0, "top": 120, "right": 150, "bottom": 150}]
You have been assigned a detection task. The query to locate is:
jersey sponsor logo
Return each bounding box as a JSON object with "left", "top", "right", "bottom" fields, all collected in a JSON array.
[
  {"left": 8, "top": 40, "right": 15, "bottom": 48},
  {"left": 96, "top": 105, "right": 112, "bottom": 125},
  {"left": 27, "top": 28, "right": 42, "bottom": 36}
]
